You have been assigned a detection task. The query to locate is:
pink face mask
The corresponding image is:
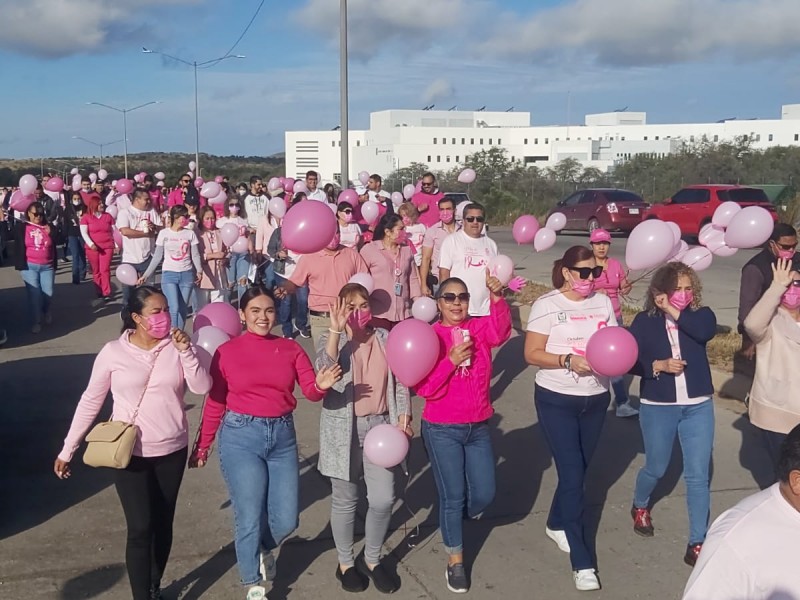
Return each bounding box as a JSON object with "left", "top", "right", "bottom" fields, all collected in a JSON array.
[
  {"left": 669, "top": 290, "right": 694, "bottom": 311},
  {"left": 341, "top": 212, "right": 353, "bottom": 223},
  {"left": 229, "top": 205, "right": 240, "bottom": 214},
  {"left": 143, "top": 312, "right": 171, "bottom": 339},
  {"left": 781, "top": 286, "right": 800, "bottom": 310},
  {"left": 395, "top": 230, "right": 409, "bottom": 244},
  {"left": 569, "top": 274, "right": 594, "bottom": 297},
  {"left": 402, "top": 216, "right": 413, "bottom": 227},
  {"left": 347, "top": 308, "right": 371, "bottom": 331},
  {"left": 178, "top": 216, "right": 189, "bottom": 228},
  {"left": 778, "top": 249, "right": 795, "bottom": 261},
  {"left": 439, "top": 209, "right": 454, "bottom": 224}
]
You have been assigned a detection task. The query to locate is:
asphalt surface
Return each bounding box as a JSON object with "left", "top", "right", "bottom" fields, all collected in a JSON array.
[{"left": 0, "top": 243, "right": 772, "bottom": 600}]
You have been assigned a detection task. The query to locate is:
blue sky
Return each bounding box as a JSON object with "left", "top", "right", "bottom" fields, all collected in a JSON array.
[{"left": 2, "top": 0, "right": 800, "bottom": 160}]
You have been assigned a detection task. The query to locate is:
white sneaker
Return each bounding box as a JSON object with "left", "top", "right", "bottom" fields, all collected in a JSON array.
[
  {"left": 616, "top": 403, "right": 639, "bottom": 418},
  {"left": 574, "top": 569, "right": 601, "bottom": 591},
  {"left": 545, "top": 526, "right": 571, "bottom": 553},
  {"left": 246, "top": 585, "right": 266, "bottom": 600},
  {"left": 259, "top": 550, "right": 276, "bottom": 581}
]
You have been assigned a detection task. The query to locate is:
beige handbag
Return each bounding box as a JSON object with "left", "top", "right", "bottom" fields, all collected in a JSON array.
[{"left": 83, "top": 348, "right": 162, "bottom": 469}]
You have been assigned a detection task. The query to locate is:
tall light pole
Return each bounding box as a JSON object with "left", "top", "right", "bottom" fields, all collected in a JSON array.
[
  {"left": 142, "top": 48, "right": 245, "bottom": 177},
  {"left": 71, "top": 136, "right": 125, "bottom": 170},
  {"left": 340, "top": 0, "right": 349, "bottom": 186},
  {"left": 87, "top": 101, "right": 159, "bottom": 178}
]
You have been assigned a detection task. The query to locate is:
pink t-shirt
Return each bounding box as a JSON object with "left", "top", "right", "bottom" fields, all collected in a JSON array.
[
  {"left": 412, "top": 191, "right": 445, "bottom": 227},
  {"left": 593, "top": 257, "right": 626, "bottom": 319},
  {"left": 289, "top": 247, "right": 369, "bottom": 312},
  {"left": 24, "top": 224, "right": 54, "bottom": 265},
  {"left": 80, "top": 212, "right": 115, "bottom": 249},
  {"left": 423, "top": 221, "right": 459, "bottom": 273}
]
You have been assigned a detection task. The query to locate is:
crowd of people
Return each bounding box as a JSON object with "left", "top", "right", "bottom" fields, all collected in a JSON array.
[{"left": 0, "top": 167, "right": 796, "bottom": 599}]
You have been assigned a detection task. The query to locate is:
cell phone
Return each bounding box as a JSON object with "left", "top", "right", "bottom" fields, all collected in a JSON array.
[{"left": 451, "top": 328, "right": 471, "bottom": 367}]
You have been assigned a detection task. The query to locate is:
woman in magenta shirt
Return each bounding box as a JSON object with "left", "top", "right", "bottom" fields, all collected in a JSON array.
[
  {"left": 416, "top": 272, "right": 510, "bottom": 594},
  {"left": 190, "top": 286, "right": 342, "bottom": 599},
  {"left": 14, "top": 201, "right": 58, "bottom": 333},
  {"left": 80, "top": 194, "right": 116, "bottom": 301}
]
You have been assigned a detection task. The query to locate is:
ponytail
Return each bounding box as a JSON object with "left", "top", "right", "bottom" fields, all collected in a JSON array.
[{"left": 551, "top": 259, "right": 566, "bottom": 288}]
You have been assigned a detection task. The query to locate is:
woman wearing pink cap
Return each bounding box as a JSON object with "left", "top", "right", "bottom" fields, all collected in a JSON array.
[{"left": 589, "top": 228, "right": 636, "bottom": 417}]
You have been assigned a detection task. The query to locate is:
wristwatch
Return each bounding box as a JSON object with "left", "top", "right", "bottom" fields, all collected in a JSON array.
[{"left": 564, "top": 353, "right": 573, "bottom": 371}]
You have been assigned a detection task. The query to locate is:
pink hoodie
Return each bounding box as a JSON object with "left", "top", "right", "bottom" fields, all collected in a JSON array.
[
  {"left": 58, "top": 332, "right": 212, "bottom": 462},
  {"left": 416, "top": 298, "right": 511, "bottom": 423}
]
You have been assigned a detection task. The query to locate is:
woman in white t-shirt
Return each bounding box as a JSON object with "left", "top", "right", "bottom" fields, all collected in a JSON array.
[
  {"left": 397, "top": 202, "right": 427, "bottom": 267},
  {"left": 337, "top": 202, "right": 361, "bottom": 249},
  {"left": 140, "top": 205, "right": 202, "bottom": 330},
  {"left": 217, "top": 196, "right": 252, "bottom": 304},
  {"left": 524, "top": 245, "right": 616, "bottom": 592}
]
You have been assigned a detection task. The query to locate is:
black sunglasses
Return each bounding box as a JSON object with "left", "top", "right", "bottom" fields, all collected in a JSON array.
[
  {"left": 775, "top": 242, "right": 797, "bottom": 251},
  {"left": 180, "top": 179, "right": 190, "bottom": 184},
  {"left": 340, "top": 208, "right": 353, "bottom": 214},
  {"left": 465, "top": 216, "right": 485, "bottom": 223},
  {"left": 791, "top": 280, "right": 800, "bottom": 287},
  {"left": 439, "top": 292, "right": 471, "bottom": 304},
  {"left": 30, "top": 211, "right": 43, "bottom": 217},
  {"left": 570, "top": 266, "right": 604, "bottom": 280}
]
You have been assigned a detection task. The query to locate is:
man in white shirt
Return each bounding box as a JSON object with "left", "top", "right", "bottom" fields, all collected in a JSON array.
[
  {"left": 243, "top": 175, "right": 268, "bottom": 232},
  {"left": 116, "top": 189, "right": 163, "bottom": 302},
  {"left": 683, "top": 423, "right": 800, "bottom": 600},
  {"left": 366, "top": 173, "right": 391, "bottom": 203},
  {"left": 438, "top": 202, "right": 498, "bottom": 316},
  {"left": 305, "top": 170, "right": 326, "bottom": 202}
]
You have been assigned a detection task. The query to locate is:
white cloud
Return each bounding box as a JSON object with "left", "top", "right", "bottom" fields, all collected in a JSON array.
[
  {"left": 480, "top": 0, "right": 800, "bottom": 66},
  {"left": 422, "top": 77, "right": 455, "bottom": 104},
  {"left": 292, "top": 0, "right": 472, "bottom": 59},
  {"left": 0, "top": 0, "right": 201, "bottom": 58}
]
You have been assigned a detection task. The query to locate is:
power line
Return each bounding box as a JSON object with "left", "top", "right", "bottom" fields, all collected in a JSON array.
[{"left": 201, "top": 0, "right": 265, "bottom": 69}]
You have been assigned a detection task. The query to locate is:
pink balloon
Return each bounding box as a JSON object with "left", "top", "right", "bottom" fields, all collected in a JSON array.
[
  {"left": 194, "top": 177, "right": 205, "bottom": 188},
  {"left": 283, "top": 178, "right": 295, "bottom": 193},
  {"left": 534, "top": 227, "right": 557, "bottom": 252},
  {"left": 115, "top": 264, "right": 138, "bottom": 286},
  {"left": 98, "top": 169, "right": 108, "bottom": 181},
  {"left": 698, "top": 223, "right": 725, "bottom": 247},
  {"left": 512, "top": 215, "right": 540, "bottom": 245},
  {"left": 391, "top": 191, "right": 404, "bottom": 206},
  {"left": 724, "top": 206, "right": 775, "bottom": 249},
  {"left": 671, "top": 240, "right": 689, "bottom": 261},
  {"left": 585, "top": 326, "right": 638, "bottom": 377},
  {"left": 361, "top": 201, "right": 380, "bottom": 225},
  {"left": 711, "top": 243, "right": 738, "bottom": 257},
  {"left": 487, "top": 254, "right": 514, "bottom": 285},
  {"left": 113, "top": 228, "right": 123, "bottom": 248},
  {"left": 154, "top": 171, "right": 164, "bottom": 181},
  {"left": 193, "top": 302, "right": 241, "bottom": 339},
  {"left": 457, "top": 168, "right": 476, "bottom": 184},
  {"left": 403, "top": 184, "right": 416, "bottom": 200},
  {"left": 385, "top": 318, "right": 440, "bottom": 387},
  {"left": 349, "top": 273, "right": 375, "bottom": 295},
  {"left": 191, "top": 325, "right": 230, "bottom": 370},
  {"left": 712, "top": 202, "right": 742, "bottom": 228},
  {"left": 44, "top": 176, "right": 64, "bottom": 193},
  {"left": 19, "top": 174, "right": 37, "bottom": 196},
  {"left": 545, "top": 212, "right": 566, "bottom": 232},
  {"left": 358, "top": 171, "right": 370, "bottom": 185},
  {"left": 231, "top": 236, "right": 249, "bottom": 254},
  {"left": 268, "top": 197, "right": 287, "bottom": 218},
  {"left": 70, "top": 168, "right": 79, "bottom": 175},
  {"left": 106, "top": 203, "right": 119, "bottom": 219},
  {"left": 411, "top": 297, "right": 438, "bottom": 322},
  {"left": 214, "top": 175, "right": 224, "bottom": 183},
  {"left": 666, "top": 221, "right": 681, "bottom": 246},
  {"left": 209, "top": 190, "right": 228, "bottom": 205},
  {"left": 89, "top": 173, "right": 98, "bottom": 183},
  {"left": 625, "top": 220, "right": 675, "bottom": 271},
  {"left": 9, "top": 190, "right": 34, "bottom": 212},
  {"left": 281, "top": 200, "right": 338, "bottom": 254},
  {"left": 116, "top": 179, "right": 134, "bottom": 195},
  {"left": 682, "top": 246, "right": 713, "bottom": 271},
  {"left": 200, "top": 181, "right": 221, "bottom": 199},
  {"left": 267, "top": 177, "right": 281, "bottom": 191},
  {"left": 363, "top": 423, "right": 409, "bottom": 468},
  {"left": 220, "top": 223, "right": 240, "bottom": 246},
  {"left": 189, "top": 160, "right": 197, "bottom": 170},
  {"left": 72, "top": 180, "right": 82, "bottom": 192},
  {"left": 293, "top": 181, "right": 308, "bottom": 195},
  {"left": 338, "top": 189, "right": 359, "bottom": 206},
  {"left": 133, "top": 174, "right": 143, "bottom": 183}
]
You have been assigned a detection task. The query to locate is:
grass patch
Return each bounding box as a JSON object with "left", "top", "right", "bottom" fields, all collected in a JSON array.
[{"left": 510, "top": 281, "right": 739, "bottom": 373}]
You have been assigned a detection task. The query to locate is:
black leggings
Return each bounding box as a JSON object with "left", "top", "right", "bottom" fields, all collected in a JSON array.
[{"left": 114, "top": 447, "right": 188, "bottom": 600}]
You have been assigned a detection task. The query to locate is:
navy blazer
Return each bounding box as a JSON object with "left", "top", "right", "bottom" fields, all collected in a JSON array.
[{"left": 628, "top": 307, "right": 717, "bottom": 403}]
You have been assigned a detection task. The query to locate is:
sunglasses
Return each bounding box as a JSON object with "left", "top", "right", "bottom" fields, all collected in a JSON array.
[
  {"left": 30, "top": 211, "right": 43, "bottom": 217},
  {"left": 775, "top": 242, "right": 797, "bottom": 251},
  {"left": 439, "top": 292, "right": 471, "bottom": 304},
  {"left": 180, "top": 179, "right": 190, "bottom": 184},
  {"left": 464, "top": 216, "right": 485, "bottom": 223},
  {"left": 791, "top": 280, "right": 800, "bottom": 287},
  {"left": 340, "top": 209, "right": 353, "bottom": 214},
  {"left": 570, "top": 266, "right": 604, "bottom": 280}
]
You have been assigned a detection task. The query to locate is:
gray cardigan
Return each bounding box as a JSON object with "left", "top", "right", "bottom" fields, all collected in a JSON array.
[{"left": 315, "top": 328, "right": 411, "bottom": 481}]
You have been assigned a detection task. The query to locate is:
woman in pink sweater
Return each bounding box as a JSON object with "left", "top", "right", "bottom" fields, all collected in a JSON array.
[
  {"left": 189, "top": 285, "right": 342, "bottom": 599},
  {"left": 416, "top": 272, "right": 510, "bottom": 594},
  {"left": 53, "top": 286, "right": 213, "bottom": 600}
]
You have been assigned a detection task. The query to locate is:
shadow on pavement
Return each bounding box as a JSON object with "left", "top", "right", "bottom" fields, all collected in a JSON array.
[
  {"left": 165, "top": 543, "right": 237, "bottom": 600},
  {"left": 60, "top": 563, "right": 125, "bottom": 599},
  {"left": 733, "top": 413, "right": 776, "bottom": 489}
]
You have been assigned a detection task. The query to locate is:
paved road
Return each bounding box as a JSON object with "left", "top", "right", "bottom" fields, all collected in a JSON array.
[
  {"left": 491, "top": 227, "right": 758, "bottom": 330},
  {"left": 0, "top": 252, "right": 773, "bottom": 600}
]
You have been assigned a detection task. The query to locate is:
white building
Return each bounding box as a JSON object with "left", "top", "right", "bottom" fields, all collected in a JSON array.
[{"left": 285, "top": 105, "right": 800, "bottom": 183}]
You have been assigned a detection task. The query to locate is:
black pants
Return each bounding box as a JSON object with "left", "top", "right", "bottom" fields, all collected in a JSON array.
[{"left": 114, "top": 447, "right": 188, "bottom": 600}]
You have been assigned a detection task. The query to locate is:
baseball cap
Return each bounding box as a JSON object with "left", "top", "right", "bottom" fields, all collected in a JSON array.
[{"left": 589, "top": 228, "right": 612, "bottom": 243}]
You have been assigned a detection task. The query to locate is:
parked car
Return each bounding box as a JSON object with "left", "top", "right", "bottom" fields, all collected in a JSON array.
[
  {"left": 646, "top": 185, "right": 777, "bottom": 237},
  {"left": 548, "top": 188, "right": 648, "bottom": 233}
]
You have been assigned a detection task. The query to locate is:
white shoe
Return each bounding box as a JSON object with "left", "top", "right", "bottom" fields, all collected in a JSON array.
[
  {"left": 574, "top": 569, "right": 601, "bottom": 591},
  {"left": 616, "top": 403, "right": 639, "bottom": 418},
  {"left": 545, "top": 526, "right": 570, "bottom": 553},
  {"left": 259, "top": 550, "right": 276, "bottom": 581},
  {"left": 246, "top": 585, "right": 266, "bottom": 600}
]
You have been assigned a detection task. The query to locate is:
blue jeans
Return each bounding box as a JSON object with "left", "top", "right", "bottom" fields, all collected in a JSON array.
[
  {"left": 21, "top": 262, "right": 55, "bottom": 326},
  {"left": 219, "top": 411, "right": 299, "bottom": 587},
  {"left": 634, "top": 399, "right": 714, "bottom": 545},
  {"left": 534, "top": 384, "right": 610, "bottom": 570},
  {"left": 421, "top": 420, "right": 496, "bottom": 555},
  {"left": 227, "top": 252, "right": 251, "bottom": 306},
  {"left": 67, "top": 236, "right": 86, "bottom": 283},
  {"left": 160, "top": 270, "right": 194, "bottom": 330},
  {"left": 275, "top": 273, "right": 309, "bottom": 337},
  {"left": 122, "top": 257, "right": 153, "bottom": 304},
  {"left": 611, "top": 377, "right": 630, "bottom": 406}
]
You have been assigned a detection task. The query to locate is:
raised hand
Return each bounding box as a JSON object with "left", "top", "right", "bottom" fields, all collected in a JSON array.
[
  {"left": 316, "top": 364, "right": 344, "bottom": 390},
  {"left": 171, "top": 328, "right": 191, "bottom": 352},
  {"left": 329, "top": 297, "right": 350, "bottom": 332},
  {"left": 772, "top": 258, "right": 793, "bottom": 287},
  {"left": 485, "top": 268, "right": 503, "bottom": 297}
]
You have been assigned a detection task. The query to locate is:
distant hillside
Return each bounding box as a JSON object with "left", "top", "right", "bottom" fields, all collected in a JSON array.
[{"left": 0, "top": 152, "right": 285, "bottom": 186}]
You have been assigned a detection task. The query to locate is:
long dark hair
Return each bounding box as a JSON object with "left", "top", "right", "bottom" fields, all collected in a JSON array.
[
  {"left": 374, "top": 214, "right": 402, "bottom": 241},
  {"left": 26, "top": 201, "right": 49, "bottom": 226},
  {"left": 120, "top": 286, "right": 164, "bottom": 332},
  {"left": 552, "top": 245, "right": 595, "bottom": 288},
  {"left": 239, "top": 284, "right": 275, "bottom": 311}
]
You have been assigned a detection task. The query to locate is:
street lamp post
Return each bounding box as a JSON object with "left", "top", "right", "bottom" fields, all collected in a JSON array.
[
  {"left": 340, "top": 0, "right": 349, "bottom": 187},
  {"left": 71, "top": 136, "right": 125, "bottom": 170},
  {"left": 142, "top": 48, "right": 245, "bottom": 177},
  {"left": 86, "top": 101, "right": 159, "bottom": 178}
]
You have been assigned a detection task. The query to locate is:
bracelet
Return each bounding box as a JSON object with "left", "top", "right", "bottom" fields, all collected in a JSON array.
[
  {"left": 314, "top": 383, "right": 326, "bottom": 393},
  {"left": 328, "top": 328, "right": 344, "bottom": 335},
  {"left": 564, "top": 353, "right": 573, "bottom": 372},
  {"left": 558, "top": 354, "right": 565, "bottom": 368},
  {"left": 652, "top": 360, "right": 661, "bottom": 380}
]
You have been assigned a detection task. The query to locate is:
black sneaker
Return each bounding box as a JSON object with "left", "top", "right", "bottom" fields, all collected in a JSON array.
[
  {"left": 295, "top": 326, "right": 311, "bottom": 339},
  {"left": 684, "top": 543, "right": 702, "bottom": 567},
  {"left": 335, "top": 564, "right": 368, "bottom": 593},
  {"left": 149, "top": 585, "right": 162, "bottom": 600},
  {"left": 445, "top": 563, "right": 469, "bottom": 594},
  {"left": 356, "top": 551, "right": 399, "bottom": 594}
]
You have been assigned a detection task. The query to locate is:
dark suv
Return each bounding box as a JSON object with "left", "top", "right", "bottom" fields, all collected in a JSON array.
[{"left": 549, "top": 188, "right": 648, "bottom": 233}]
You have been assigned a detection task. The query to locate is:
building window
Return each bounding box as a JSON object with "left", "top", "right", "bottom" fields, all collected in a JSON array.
[
  {"left": 456, "top": 156, "right": 460, "bottom": 162},
  {"left": 769, "top": 134, "right": 774, "bottom": 141},
  {"left": 462, "top": 138, "right": 466, "bottom": 144},
  {"left": 620, "top": 137, "right": 624, "bottom": 141},
  {"left": 498, "top": 139, "right": 502, "bottom": 144},
  {"left": 690, "top": 135, "right": 695, "bottom": 142},
  {"left": 443, "top": 138, "right": 447, "bottom": 145},
  {"left": 544, "top": 138, "right": 549, "bottom": 144},
  {"left": 524, "top": 138, "right": 528, "bottom": 144},
  {"left": 755, "top": 134, "right": 761, "bottom": 141},
  {"left": 338, "top": 141, "right": 341, "bottom": 146},
  {"left": 427, "top": 155, "right": 431, "bottom": 163},
  {"left": 446, "top": 156, "right": 451, "bottom": 163},
  {"left": 655, "top": 136, "right": 659, "bottom": 140},
  {"left": 437, "top": 156, "right": 441, "bottom": 163},
  {"left": 470, "top": 138, "right": 474, "bottom": 144},
  {"left": 795, "top": 134, "right": 799, "bottom": 141},
  {"left": 480, "top": 138, "right": 484, "bottom": 144},
  {"left": 356, "top": 140, "right": 360, "bottom": 146},
  {"left": 534, "top": 138, "right": 538, "bottom": 144},
  {"left": 555, "top": 138, "right": 559, "bottom": 142},
  {"left": 452, "top": 138, "right": 456, "bottom": 144},
  {"left": 644, "top": 136, "right": 648, "bottom": 141},
  {"left": 433, "top": 138, "right": 437, "bottom": 144},
  {"left": 331, "top": 141, "right": 335, "bottom": 147},
  {"left": 714, "top": 135, "right": 719, "bottom": 142}
]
